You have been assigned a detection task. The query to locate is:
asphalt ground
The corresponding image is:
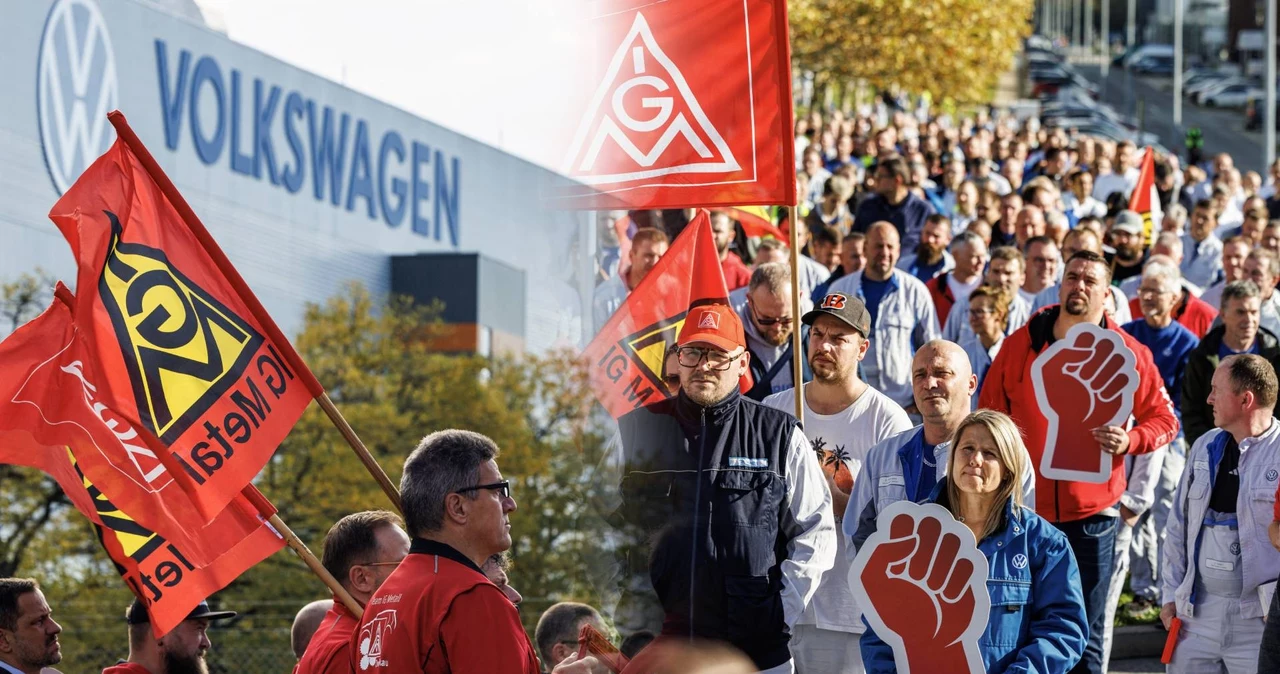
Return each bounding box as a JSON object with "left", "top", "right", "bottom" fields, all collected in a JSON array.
[{"left": 1071, "top": 63, "right": 1269, "bottom": 175}]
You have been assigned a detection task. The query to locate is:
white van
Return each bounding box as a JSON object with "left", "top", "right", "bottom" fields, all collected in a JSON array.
[{"left": 1123, "top": 44, "right": 1175, "bottom": 68}]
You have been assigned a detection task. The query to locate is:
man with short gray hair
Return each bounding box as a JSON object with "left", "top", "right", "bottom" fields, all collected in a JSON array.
[
  {"left": 1183, "top": 281, "right": 1280, "bottom": 445},
  {"left": 924, "top": 230, "right": 987, "bottom": 324},
  {"left": 534, "top": 603, "right": 606, "bottom": 670},
  {"left": 353, "top": 430, "right": 540, "bottom": 673}
]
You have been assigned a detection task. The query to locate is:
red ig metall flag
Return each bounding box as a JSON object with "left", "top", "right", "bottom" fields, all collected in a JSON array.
[
  {"left": 557, "top": 0, "right": 797, "bottom": 210},
  {"left": 1129, "top": 146, "right": 1157, "bottom": 247},
  {"left": 49, "top": 115, "right": 313, "bottom": 524},
  {"left": 584, "top": 212, "right": 749, "bottom": 417},
  {"left": 0, "top": 291, "right": 283, "bottom": 637}
]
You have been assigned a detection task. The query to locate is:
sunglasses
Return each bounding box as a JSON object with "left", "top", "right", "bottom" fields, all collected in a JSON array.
[{"left": 456, "top": 480, "right": 511, "bottom": 499}]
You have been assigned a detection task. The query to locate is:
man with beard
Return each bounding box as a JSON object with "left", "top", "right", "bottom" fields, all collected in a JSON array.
[
  {"left": 896, "top": 214, "right": 954, "bottom": 282},
  {"left": 1108, "top": 211, "right": 1148, "bottom": 286},
  {"left": 846, "top": 340, "right": 1035, "bottom": 550},
  {"left": 711, "top": 211, "right": 752, "bottom": 291},
  {"left": 828, "top": 222, "right": 940, "bottom": 410},
  {"left": 104, "top": 599, "right": 237, "bottom": 674},
  {"left": 593, "top": 228, "right": 669, "bottom": 333},
  {"left": 763, "top": 293, "right": 913, "bottom": 673},
  {"left": 0, "top": 579, "right": 61, "bottom": 674},
  {"left": 1031, "top": 229, "right": 1134, "bottom": 324},
  {"left": 736, "top": 263, "right": 810, "bottom": 401},
  {"left": 612, "top": 303, "right": 835, "bottom": 673},
  {"left": 980, "top": 251, "right": 1179, "bottom": 674}
]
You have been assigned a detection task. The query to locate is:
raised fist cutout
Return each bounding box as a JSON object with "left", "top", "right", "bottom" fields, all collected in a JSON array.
[
  {"left": 850, "top": 502, "right": 989, "bottom": 674},
  {"left": 1031, "top": 323, "right": 1137, "bottom": 483}
]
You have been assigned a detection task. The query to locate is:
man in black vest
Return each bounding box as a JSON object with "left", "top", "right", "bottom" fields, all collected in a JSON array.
[{"left": 612, "top": 303, "right": 836, "bottom": 673}]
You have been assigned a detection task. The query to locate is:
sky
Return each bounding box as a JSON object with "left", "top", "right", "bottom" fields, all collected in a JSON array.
[{"left": 198, "top": 0, "right": 593, "bottom": 171}]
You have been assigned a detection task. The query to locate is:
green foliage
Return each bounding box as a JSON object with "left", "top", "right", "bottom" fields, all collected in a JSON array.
[{"left": 3, "top": 281, "right": 612, "bottom": 670}]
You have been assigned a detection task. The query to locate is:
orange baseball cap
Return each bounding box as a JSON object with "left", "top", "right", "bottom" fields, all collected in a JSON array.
[{"left": 677, "top": 304, "right": 746, "bottom": 352}]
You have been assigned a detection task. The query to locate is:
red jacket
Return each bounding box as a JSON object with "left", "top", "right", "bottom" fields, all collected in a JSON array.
[
  {"left": 103, "top": 665, "right": 151, "bottom": 674},
  {"left": 350, "top": 539, "right": 539, "bottom": 674},
  {"left": 722, "top": 252, "right": 752, "bottom": 291},
  {"left": 295, "top": 599, "right": 358, "bottom": 674},
  {"left": 1126, "top": 290, "right": 1217, "bottom": 339},
  {"left": 979, "top": 307, "right": 1180, "bottom": 522},
  {"left": 924, "top": 272, "right": 956, "bottom": 326}
]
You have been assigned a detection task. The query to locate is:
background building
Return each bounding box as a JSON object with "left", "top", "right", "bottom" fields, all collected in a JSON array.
[{"left": 2, "top": 0, "right": 594, "bottom": 354}]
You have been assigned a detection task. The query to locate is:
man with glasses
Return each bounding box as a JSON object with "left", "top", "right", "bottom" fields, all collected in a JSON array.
[
  {"left": 353, "top": 430, "right": 540, "bottom": 673},
  {"left": 612, "top": 303, "right": 835, "bottom": 673},
  {"left": 735, "top": 263, "right": 810, "bottom": 401},
  {"left": 295, "top": 510, "right": 409, "bottom": 674},
  {"left": 1021, "top": 235, "right": 1060, "bottom": 304}
]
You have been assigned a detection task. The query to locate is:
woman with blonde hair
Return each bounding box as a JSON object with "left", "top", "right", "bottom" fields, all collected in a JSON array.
[{"left": 861, "top": 410, "right": 1088, "bottom": 673}]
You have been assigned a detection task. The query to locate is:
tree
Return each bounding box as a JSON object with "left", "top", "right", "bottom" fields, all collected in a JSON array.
[
  {"left": 3, "top": 282, "right": 614, "bottom": 671},
  {"left": 789, "top": 0, "right": 1035, "bottom": 104}
]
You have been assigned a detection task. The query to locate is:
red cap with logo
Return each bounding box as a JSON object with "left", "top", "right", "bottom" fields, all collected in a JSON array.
[{"left": 677, "top": 304, "right": 746, "bottom": 352}]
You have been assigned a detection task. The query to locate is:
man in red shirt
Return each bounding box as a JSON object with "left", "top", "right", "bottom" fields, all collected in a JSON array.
[
  {"left": 102, "top": 598, "right": 237, "bottom": 674},
  {"left": 981, "top": 250, "right": 1178, "bottom": 674},
  {"left": 710, "top": 210, "right": 752, "bottom": 290},
  {"left": 351, "top": 430, "right": 540, "bottom": 673},
  {"left": 296, "top": 510, "right": 410, "bottom": 674}
]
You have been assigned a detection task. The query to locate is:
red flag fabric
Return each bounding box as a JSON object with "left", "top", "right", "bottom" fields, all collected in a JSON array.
[
  {"left": 584, "top": 212, "right": 749, "bottom": 417},
  {"left": 0, "top": 292, "right": 284, "bottom": 637},
  {"left": 1128, "top": 147, "right": 1156, "bottom": 247},
  {"left": 556, "top": 0, "right": 797, "bottom": 210},
  {"left": 48, "top": 125, "right": 313, "bottom": 525}
]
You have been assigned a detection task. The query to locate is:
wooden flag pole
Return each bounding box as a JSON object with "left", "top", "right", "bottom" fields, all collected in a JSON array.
[
  {"left": 269, "top": 512, "right": 364, "bottom": 616},
  {"left": 788, "top": 206, "right": 805, "bottom": 426},
  {"left": 238, "top": 485, "right": 363, "bottom": 615},
  {"left": 107, "top": 111, "right": 402, "bottom": 515}
]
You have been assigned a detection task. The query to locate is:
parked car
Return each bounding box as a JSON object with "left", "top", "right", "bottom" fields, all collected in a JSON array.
[
  {"left": 1191, "top": 77, "right": 1251, "bottom": 103},
  {"left": 1131, "top": 55, "right": 1175, "bottom": 75},
  {"left": 1202, "top": 84, "right": 1265, "bottom": 107},
  {"left": 1120, "top": 44, "right": 1175, "bottom": 68}
]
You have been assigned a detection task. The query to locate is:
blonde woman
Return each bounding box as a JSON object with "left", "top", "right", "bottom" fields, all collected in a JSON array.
[{"left": 861, "top": 410, "right": 1088, "bottom": 673}]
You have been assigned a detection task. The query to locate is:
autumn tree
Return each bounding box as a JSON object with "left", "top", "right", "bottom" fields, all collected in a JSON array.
[
  {"left": 789, "top": 0, "right": 1035, "bottom": 105},
  {"left": 4, "top": 282, "right": 614, "bottom": 672}
]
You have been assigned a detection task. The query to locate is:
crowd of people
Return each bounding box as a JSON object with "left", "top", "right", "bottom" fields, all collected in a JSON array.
[
  {"left": 12, "top": 98, "right": 1280, "bottom": 674},
  {"left": 582, "top": 102, "right": 1280, "bottom": 674}
]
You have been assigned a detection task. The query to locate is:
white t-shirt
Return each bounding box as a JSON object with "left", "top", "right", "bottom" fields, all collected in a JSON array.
[
  {"left": 946, "top": 273, "right": 982, "bottom": 310},
  {"left": 763, "top": 384, "right": 913, "bottom": 634}
]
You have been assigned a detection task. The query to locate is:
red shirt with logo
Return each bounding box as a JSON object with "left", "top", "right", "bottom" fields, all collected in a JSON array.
[
  {"left": 102, "top": 663, "right": 153, "bottom": 674},
  {"left": 349, "top": 539, "right": 539, "bottom": 674},
  {"left": 295, "top": 598, "right": 359, "bottom": 674}
]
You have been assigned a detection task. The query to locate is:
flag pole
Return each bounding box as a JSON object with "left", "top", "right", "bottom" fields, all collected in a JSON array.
[
  {"left": 240, "top": 486, "right": 363, "bottom": 616},
  {"left": 106, "top": 112, "right": 402, "bottom": 515},
  {"left": 788, "top": 206, "right": 805, "bottom": 426}
]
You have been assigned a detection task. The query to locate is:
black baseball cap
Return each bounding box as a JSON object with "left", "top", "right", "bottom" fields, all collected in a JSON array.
[
  {"left": 803, "top": 292, "right": 872, "bottom": 337},
  {"left": 126, "top": 598, "right": 237, "bottom": 625}
]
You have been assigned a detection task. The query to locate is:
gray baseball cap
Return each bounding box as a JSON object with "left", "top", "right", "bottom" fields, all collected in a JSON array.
[
  {"left": 803, "top": 292, "right": 871, "bottom": 337},
  {"left": 1111, "top": 210, "right": 1144, "bottom": 235}
]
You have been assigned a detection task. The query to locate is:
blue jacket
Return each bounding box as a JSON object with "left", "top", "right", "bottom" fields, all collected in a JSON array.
[{"left": 861, "top": 489, "right": 1087, "bottom": 674}]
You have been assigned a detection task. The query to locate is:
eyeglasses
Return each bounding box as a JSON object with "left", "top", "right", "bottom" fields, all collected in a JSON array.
[
  {"left": 676, "top": 347, "right": 743, "bottom": 371},
  {"left": 456, "top": 480, "right": 511, "bottom": 499},
  {"left": 357, "top": 560, "right": 404, "bottom": 569},
  {"left": 748, "top": 300, "right": 793, "bottom": 326}
]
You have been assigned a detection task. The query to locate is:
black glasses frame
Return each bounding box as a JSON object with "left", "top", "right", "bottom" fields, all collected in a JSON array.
[{"left": 456, "top": 480, "right": 511, "bottom": 499}]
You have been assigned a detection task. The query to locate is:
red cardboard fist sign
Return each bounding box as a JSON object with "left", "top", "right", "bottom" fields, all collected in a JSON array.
[
  {"left": 850, "top": 501, "right": 990, "bottom": 674},
  {"left": 1031, "top": 322, "right": 1138, "bottom": 483}
]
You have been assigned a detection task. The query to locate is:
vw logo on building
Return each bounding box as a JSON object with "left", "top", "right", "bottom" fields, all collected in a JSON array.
[{"left": 37, "top": 0, "right": 118, "bottom": 195}]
